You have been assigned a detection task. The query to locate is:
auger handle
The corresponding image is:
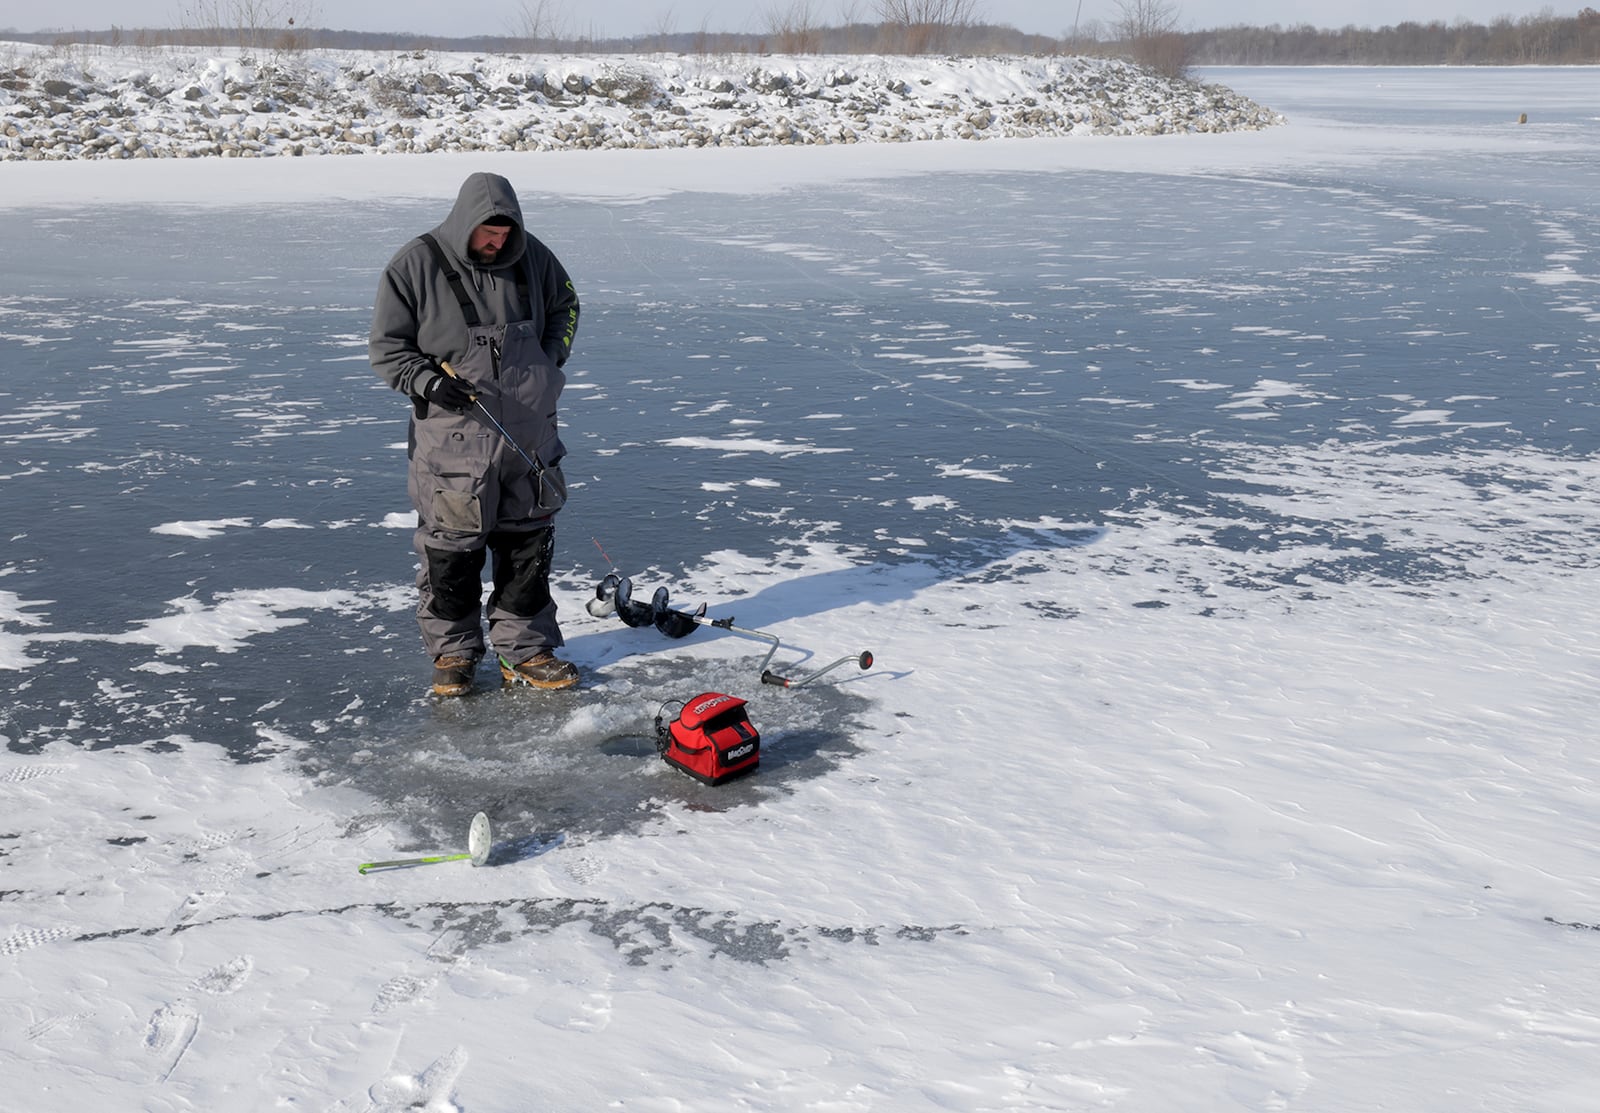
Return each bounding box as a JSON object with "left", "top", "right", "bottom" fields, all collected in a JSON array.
[{"left": 762, "top": 651, "right": 874, "bottom": 689}]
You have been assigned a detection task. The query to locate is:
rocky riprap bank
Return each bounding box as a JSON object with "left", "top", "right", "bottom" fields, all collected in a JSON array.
[{"left": 0, "top": 44, "right": 1283, "bottom": 161}]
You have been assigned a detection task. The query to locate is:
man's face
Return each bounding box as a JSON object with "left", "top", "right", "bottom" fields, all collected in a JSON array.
[{"left": 469, "top": 222, "right": 513, "bottom": 263}]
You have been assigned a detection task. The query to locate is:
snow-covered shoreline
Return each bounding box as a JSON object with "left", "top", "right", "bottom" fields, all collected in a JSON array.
[{"left": 0, "top": 42, "right": 1283, "bottom": 161}]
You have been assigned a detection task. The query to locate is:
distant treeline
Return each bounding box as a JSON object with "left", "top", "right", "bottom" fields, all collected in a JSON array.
[
  {"left": 0, "top": 23, "right": 1062, "bottom": 56},
  {"left": 3, "top": 10, "right": 1597, "bottom": 65},
  {"left": 1186, "top": 9, "right": 1600, "bottom": 64}
]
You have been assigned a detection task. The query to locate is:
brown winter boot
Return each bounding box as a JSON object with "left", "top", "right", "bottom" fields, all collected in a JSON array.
[
  {"left": 431, "top": 654, "right": 480, "bottom": 697},
  {"left": 498, "top": 652, "right": 579, "bottom": 690}
]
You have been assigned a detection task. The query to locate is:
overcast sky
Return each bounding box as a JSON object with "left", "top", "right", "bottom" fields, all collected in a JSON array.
[{"left": 6, "top": 1, "right": 1574, "bottom": 40}]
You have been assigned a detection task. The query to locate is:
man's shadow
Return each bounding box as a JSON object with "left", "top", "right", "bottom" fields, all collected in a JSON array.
[{"left": 558, "top": 520, "right": 1108, "bottom": 673}]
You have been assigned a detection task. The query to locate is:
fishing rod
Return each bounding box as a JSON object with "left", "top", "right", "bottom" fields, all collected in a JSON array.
[
  {"left": 433, "top": 366, "right": 873, "bottom": 689},
  {"left": 439, "top": 360, "right": 560, "bottom": 509},
  {"left": 435, "top": 365, "right": 629, "bottom": 609}
]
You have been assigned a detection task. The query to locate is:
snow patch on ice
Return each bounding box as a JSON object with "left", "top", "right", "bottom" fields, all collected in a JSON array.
[
  {"left": 659, "top": 436, "right": 849, "bottom": 456},
  {"left": 151, "top": 518, "right": 252, "bottom": 539}
]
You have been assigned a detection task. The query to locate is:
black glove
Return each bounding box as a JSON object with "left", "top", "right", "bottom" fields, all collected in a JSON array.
[{"left": 423, "top": 373, "right": 477, "bottom": 414}]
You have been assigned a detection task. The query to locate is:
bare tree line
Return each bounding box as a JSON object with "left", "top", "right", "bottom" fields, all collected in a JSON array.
[
  {"left": 6, "top": 0, "right": 1597, "bottom": 70},
  {"left": 1187, "top": 8, "right": 1600, "bottom": 65},
  {"left": 171, "top": 0, "right": 318, "bottom": 51},
  {"left": 510, "top": 0, "right": 993, "bottom": 56}
]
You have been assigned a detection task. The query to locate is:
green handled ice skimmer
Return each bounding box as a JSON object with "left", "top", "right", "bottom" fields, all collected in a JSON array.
[{"left": 358, "top": 812, "right": 492, "bottom": 874}]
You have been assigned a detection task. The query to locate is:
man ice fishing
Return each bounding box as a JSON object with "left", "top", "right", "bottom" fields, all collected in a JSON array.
[{"left": 370, "top": 171, "right": 581, "bottom": 696}]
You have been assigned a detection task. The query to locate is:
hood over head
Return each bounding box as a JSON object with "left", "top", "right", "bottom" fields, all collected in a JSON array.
[{"left": 437, "top": 172, "right": 527, "bottom": 269}]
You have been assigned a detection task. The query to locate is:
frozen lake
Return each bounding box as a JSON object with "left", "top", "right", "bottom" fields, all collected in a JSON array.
[
  {"left": 4, "top": 67, "right": 1595, "bottom": 762},
  {"left": 3, "top": 63, "right": 1599, "bottom": 1111}
]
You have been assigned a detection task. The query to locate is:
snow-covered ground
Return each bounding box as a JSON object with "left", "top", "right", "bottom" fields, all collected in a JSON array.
[
  {"left": 0, "top": 42, "right": 1280, "bottom": 161},
  {"left": 3, "top": 57, "right": 1599, "bottom": 1113}
]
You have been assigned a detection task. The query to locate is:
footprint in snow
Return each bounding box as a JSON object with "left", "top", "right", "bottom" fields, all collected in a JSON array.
[
  {"left": 165, "top": 890, "right": 226, "bottom": 930},
  {"left": 181, "top": 828, "right": 249, "bottom": 854},
  {"left": 25, "top": 1011, "right": 95, "bottom": 1042},
  {"left": 564, "top": 854, "right": 605, "bottom": 884},
  {"left": 0, "top": 764, "right": 66, "bottom": 783},
  {"left": 364, "top": 1045, "right": 469, "bottom": 1112},
  {"left": 534, "top": 989, "right": 614, "bottom": 1032},
  {"left": 371, "top": 972, "right": 434, "bottom": 1015},
  {"left": 144, "top": 1000, "right": 200, "bottom": 1083},
  {"left": 1, "top": 925, "right": 76, "bottom": 957},
  {"left": 190, "top": 954, "right": 253, "bottom": 995}
]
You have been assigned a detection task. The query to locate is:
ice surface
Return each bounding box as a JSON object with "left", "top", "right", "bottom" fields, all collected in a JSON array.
[{"left": 2, "top": 62, "right": 1598, "bottom": 1112}]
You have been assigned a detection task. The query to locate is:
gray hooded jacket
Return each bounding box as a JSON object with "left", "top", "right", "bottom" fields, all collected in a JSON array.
[{"left": 369, "top": 172, "right": 579, "bottom": 400}]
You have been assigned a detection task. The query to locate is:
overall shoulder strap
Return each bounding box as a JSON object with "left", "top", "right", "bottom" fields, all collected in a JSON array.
[
  {"left": 516, "top": 254, "right": 533, "bottom": 319},
  {"left": 419, "top": 232, "right": 480, "bottom": 328}
]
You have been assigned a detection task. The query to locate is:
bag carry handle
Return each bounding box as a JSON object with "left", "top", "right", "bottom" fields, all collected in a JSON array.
[{"left": 677, "top": 692, "right": 747, "bottom": 732}]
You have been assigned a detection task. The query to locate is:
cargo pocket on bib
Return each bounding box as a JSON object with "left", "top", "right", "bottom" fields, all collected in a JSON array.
[
  {"left": 431, "top": 483, "right": 483, "bottom": 534},
  {"left": 536, "top": 462, "right": 568, "bottom": 513}
]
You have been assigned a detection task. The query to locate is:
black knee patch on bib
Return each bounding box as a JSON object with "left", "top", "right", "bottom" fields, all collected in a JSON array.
[
  {"left": 426, "top": 546, "right": 486, "bottom": 621},
  {"left": 489, "top": 529, "right": 554, "bottom": 616}
]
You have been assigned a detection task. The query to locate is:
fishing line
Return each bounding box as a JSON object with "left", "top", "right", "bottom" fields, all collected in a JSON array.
[
  {"left": 675, "top": 203, "right": 1220, "bottom": 652},
  {"left": 680, "top": 192, "right": 1220, "bottom": 501},
  {"left": 566, "top": 187, "right": 1205, "bottom": 652},
  {"left": 710, "top": 292, "right": 1212, "bottom": 503},
  {"left": 552, "top": 201, "right": 679, "bottom": 584},
  {"left": 590, "top": 535, "right": 618, "bottom": 570}
]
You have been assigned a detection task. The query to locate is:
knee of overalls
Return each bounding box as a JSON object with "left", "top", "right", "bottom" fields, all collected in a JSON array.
[
  {"left": 426, "top": 546, "right": 487, "bottom": 621},
  {"left": 491, "top": 530, "right": 554, "bottom": 615}
]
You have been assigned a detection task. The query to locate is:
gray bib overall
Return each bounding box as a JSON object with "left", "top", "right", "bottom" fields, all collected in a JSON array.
[{"left": 408, "top": 234, "right": 568, "bottom": 663}]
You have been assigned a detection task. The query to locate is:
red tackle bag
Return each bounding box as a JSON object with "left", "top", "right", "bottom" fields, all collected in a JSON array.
[{"left": 656, "top": 692, "right": 760, "bottom": 785}]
